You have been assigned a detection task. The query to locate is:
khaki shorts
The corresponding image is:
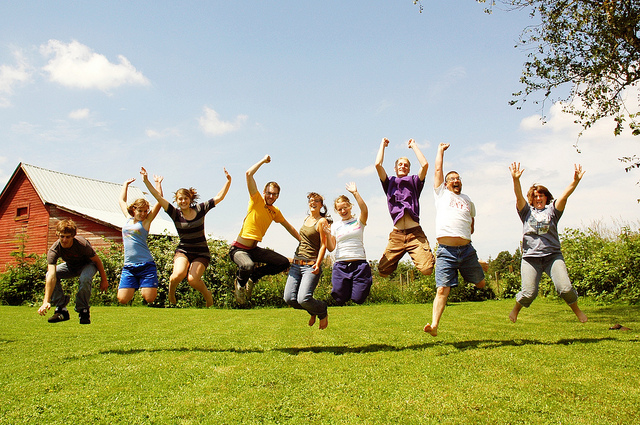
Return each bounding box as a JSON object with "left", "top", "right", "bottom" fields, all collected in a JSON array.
[{"left": 378, "top": 226, "right": 435, "bottom": 276}]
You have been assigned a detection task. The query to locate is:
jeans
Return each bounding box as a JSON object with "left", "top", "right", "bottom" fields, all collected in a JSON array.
[
  {"left": 283, "top": 263, "right": 327, "bottom": 319},
  {"left": 48, "top": 262, "right": 98, "bottom": 312},
  {"left": 229, "top": 245, "right": 290, "bottom": 287},
  {"left": 517, "top": 254, "right": 578, "bottom": 307},
  {"left": 435, "top": 243, "right": 484, "bottom": 287}
]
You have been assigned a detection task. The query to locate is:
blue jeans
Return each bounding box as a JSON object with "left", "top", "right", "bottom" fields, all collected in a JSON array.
[
  {"left": 48, "top": 262, "right": 98, "bottom": 312},
  {"left": 283, "top": 263, "right": 327, "bottom": 319},
  {"left": 517, "top": 254, "right": 578, "bottom": 307},
  {"left": 435, "top": 243, "right": 485, "bottom": 287}
]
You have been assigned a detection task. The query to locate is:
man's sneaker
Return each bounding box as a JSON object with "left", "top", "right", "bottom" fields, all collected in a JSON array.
[
  {"left": 79, "top": 308, "right": 91, "bottom": 325},
  {"left": 246, "top": 278, "right": 255, "bottom": 300},
  {"left": 234, "top": 280, "right": 246, "bottom": 305},
  {"left": 48, "top": 309, "right": 70, "bottom": 323}
]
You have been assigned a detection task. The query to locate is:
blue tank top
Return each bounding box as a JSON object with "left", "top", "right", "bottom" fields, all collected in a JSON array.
[{"left": 122, "top": 218, "right": 154, "bottom": 265}]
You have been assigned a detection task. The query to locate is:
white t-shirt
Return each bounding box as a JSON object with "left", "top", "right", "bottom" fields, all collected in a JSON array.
[
  {"left": 331, "top": 218, "right": 366, "bottom": 261},
  {"left": 434, "top": 183, "right": 475, "bottom": 241}
]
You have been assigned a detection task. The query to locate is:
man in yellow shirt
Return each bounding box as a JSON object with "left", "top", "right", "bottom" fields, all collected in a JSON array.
[{"left": 229, "top": 155, "right": 300, "bottom": 305}]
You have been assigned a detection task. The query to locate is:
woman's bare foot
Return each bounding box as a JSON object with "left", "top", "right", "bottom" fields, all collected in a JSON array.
[
  {"left": 319, "top": 315, "right": 328, "bottom": 330},
  {"left": 423, "top": 323, "right": 437, "bottom": 336},
  {"left": 569, "top": 302, "right": 588, "bottom": 323},
  {"left": 308, "top": 315, "right": 316, "bottom": 327},
  {"left": 509, "top": 301, "right": 523, "bottom": 323}
]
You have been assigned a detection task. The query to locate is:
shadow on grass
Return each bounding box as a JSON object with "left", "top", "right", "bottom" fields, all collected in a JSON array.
[
  {"left": 275, "top": 337, "right": 618, "bottom": 355},
  {"left": 78, "top": 336, "right": 621, "bottom": 359}
]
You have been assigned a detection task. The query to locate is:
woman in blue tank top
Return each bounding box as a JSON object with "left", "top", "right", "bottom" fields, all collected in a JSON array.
[{"left": 117, "top": 170, "right": 164, "bottom": 304}]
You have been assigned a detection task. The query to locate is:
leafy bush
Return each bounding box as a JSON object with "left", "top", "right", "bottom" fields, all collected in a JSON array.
[{"left": 562, "top": 226, "right": 640, "bottom": 304}]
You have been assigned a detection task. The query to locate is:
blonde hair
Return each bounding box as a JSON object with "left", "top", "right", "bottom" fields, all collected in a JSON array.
[
  {"left": 173, "top": 187, "right": 199, "bottom": 207},
  {"left": 127, "top": 198, "right": 150, "bottom": 217},
  {"left": 56, "top": 219, "right": 77, "bottom": 236}
]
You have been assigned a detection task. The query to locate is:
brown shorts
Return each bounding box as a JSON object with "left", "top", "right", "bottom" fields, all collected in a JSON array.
[{"left": 378, "top": 226, "right": 435, "bottom": 276}]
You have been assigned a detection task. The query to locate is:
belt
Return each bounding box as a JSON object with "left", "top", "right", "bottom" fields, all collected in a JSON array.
[{"left": 291, "top": 259, "right": 315, "bottom": 266}]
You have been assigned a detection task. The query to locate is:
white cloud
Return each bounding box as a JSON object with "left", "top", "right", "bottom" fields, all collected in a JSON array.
[
  {"left": 69, "top": 108, "right": 90, "bottom": 120},
  {"left": 338, "top": 164, "right": 375, "bottom": 177},
  {"left": 464, "top": 101, "right": 640, "bottom": 259},
  {"left": 146, "top": 127, "right": 181, "bottom": 139},
  {"left": 198, "top": 106, "right": 247, "bottom": 136},
  {"left": 0, "top": 50, "right": 31, "bottom": 107},
  {"left": 40, "top": 40, "right": 150, "bottom": 91}
]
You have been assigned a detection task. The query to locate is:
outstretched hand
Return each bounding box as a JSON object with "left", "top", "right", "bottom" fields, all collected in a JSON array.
[
  {"left": 153, "top": 174, "right": 163, "bottom": 184},
  {"left": 509, "top": 162, "right": 524, "bottom": 179},
  {"left": 381, "top": 138, "right": 390, "bottom": 148},
  {"left": 223, "top": 167, "right": 232, "bottom": 181},
  {"left": 407, "top": 139, "right": 416, "bottom": 149},
  {"left": 124, "top": 177, "right": 135, "bottom": 185},
  {"left": 140, "top": 167, "right": 149, "bottom": 180},
  {"left": 263, "top": 155, "right": 271, "bottom": 164},
  {"left": 345, "top": 182, "right": 357, "bottom": 194},
  {"left": 438, "top": 142, "right": 450, "bottom": 151},
  {"left": 573, "top": 164, "right": 585, "bottom": 182}
]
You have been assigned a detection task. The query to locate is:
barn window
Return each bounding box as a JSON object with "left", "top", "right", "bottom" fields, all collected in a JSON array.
[{"left": 16, "top": 206, "right": 29, "bottom": 220}]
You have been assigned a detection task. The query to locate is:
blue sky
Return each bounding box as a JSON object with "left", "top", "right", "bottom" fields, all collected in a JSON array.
[{"left": 1, "top": 1, "right": 639, "bottom": 261}]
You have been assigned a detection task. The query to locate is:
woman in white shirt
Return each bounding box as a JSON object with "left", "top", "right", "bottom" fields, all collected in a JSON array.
[{"left": 325, "top": 182, "right": 372, "bottom": 305}]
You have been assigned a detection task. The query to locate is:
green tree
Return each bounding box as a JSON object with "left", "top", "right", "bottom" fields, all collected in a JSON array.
[{"left": 504, "top": 1, "right": 640, "bottom": 139}]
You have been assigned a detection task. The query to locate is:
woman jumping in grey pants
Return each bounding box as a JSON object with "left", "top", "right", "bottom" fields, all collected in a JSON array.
[{"left": 508, "top": 162, "right": 588, "bottom": 324}]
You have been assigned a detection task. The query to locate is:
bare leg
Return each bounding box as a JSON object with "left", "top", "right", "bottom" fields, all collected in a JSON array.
[
  {"left": 117, "top": 288, "right": 135, "bottom": 304},
  {"left": 509, "top": 301, "right": 523, "bottom": 323},
  {"left": 424, "top": 286, "right": 450, "bottom": 337},
  {"left": 569, "top": 301, "right": 588, "bottom": 323},
  {"left": 187, "top": 261, "right": 213, "bottom": 307},
  {"left": 169, "top": 256, "right": 190, "bottom": 305},
  {"left": 141, "top": 287, "right": 158, "bottom": 303},
  {"left": 319, "top": 314, "right": 328, "bottom": 330}
]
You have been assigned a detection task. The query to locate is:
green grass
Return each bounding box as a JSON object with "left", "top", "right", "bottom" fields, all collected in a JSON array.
[{"left": 1, "top": 299, "right": 639, "bottom": 424}]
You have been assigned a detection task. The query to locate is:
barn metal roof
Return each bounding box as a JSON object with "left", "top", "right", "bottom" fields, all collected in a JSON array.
[{"left": 18, "top": 163, "right": 176, "bottom": 236}]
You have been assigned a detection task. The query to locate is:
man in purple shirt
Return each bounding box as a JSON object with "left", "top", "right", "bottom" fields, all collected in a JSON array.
[{"left": 375, "top": 138, "right": 435, "bottom": 277}]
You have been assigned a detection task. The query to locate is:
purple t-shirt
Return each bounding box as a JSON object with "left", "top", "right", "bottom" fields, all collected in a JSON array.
[{"left": 381, "top": 174, "right": 424, "bottom": 225}]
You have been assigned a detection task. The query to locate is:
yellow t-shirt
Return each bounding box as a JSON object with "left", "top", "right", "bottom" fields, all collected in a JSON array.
[{"left": 238, "top": 191, "right": 285, "bottom": 242}]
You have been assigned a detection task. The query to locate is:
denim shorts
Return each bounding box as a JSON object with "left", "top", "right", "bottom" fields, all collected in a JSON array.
[
  {"left": 435, "top": 243, "right": 484, "bottom": 287},
  {"left": 119, "top": 262, "right": 159, "bottom": 289}
]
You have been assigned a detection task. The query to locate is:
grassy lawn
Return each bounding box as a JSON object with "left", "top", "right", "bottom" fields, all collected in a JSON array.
[{"left": 1, "top": 298, "right": 638, "bottom": 424}]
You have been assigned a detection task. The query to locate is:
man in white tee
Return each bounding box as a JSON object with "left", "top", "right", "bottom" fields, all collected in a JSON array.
[{"left": 424, "top": 143, "right": 487, "bottom": 337}]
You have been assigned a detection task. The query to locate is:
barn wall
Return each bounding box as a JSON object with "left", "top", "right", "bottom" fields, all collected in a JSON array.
[
  {"left": 0, "top": 172, "right": 50, "bottom": 268},
  {"left": 0, "top": 169, "right": 123, "bottom": 270},
  {"left": 46, "top": 205, "right": 122, "bottom": 252}
]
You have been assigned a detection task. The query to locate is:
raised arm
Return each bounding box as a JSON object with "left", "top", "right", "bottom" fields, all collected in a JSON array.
[
  {"left": 375, "top": 138, "right": 389, "bottom": 182},
  {"left": 434, "top": 143, "right": 449, "bottom": 189},
  {"left": 246, "top": 155, "right": 271, "bottom": 196},
  {"left": 213, "top": 168, "right": 232, "bottom": 204},
  {"left": 509, "top": 162, "right": 527, "bottom": 211},
  {"left": 346, "top": 182, "right": 368, "bottom": 226},
  {"left": 408, "top": 139, "right": 429, "bottom": 181},
  {"left": 141, "top": 167, "right": 170, "bottom": 211},
  {"left": 119, "top": 178, "right": 136, "bottom": 217},
  {"left": 555, "top": 164, "right": 585, "bottom": 212},
  {"left": 143, "top": 175, "right": 164, "bottom": 229}
]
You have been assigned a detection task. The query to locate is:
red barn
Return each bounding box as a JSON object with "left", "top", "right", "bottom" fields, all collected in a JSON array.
[{"left": 0, "top": 163, "right": 174, "bottom": 270}]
